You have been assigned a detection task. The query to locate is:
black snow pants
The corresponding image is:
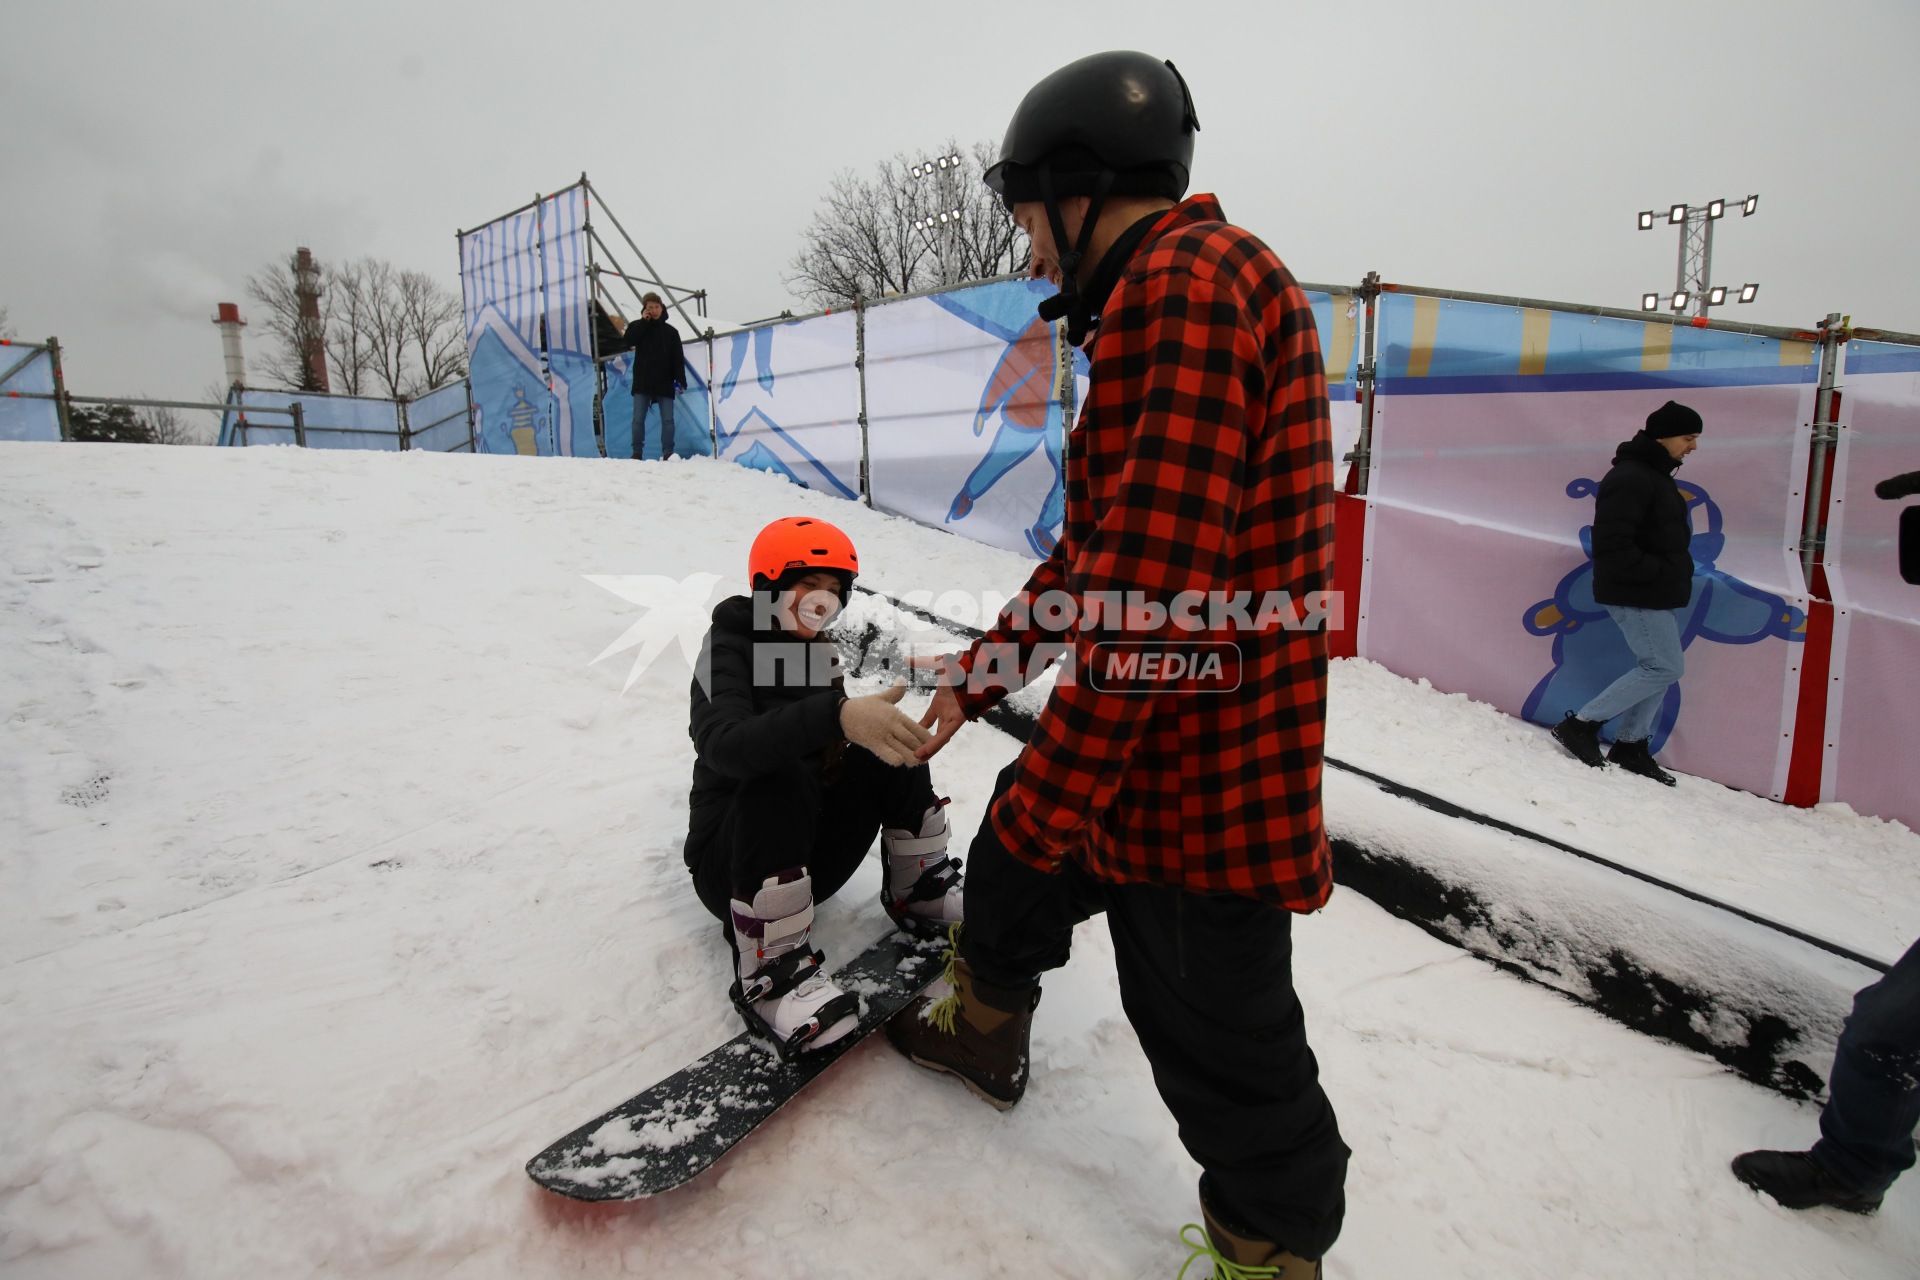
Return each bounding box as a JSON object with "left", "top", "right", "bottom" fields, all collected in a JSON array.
[{"left": 959, "top": 761, "right": 1350, "bottom": 1259}]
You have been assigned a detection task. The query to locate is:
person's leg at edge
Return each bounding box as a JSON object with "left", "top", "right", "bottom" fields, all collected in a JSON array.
[
  {"left": 1109, "top": 886, "right": 1348, "bottom": 1262},
  {"left": 1813, "top": 935, "right": 1920, "bottom": 1194}
]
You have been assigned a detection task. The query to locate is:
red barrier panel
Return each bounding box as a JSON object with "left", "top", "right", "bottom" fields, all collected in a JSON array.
[{"left": 1329, "top": 492, "right": 1366, "bottom": 659}]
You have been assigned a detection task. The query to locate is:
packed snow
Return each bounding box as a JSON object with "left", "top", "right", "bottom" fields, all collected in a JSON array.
[{"left": 3, "top": 443, "right": 1915, "bottom": 1278}]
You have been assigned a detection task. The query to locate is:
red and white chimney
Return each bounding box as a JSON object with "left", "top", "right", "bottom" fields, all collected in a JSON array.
[{"left": 213, "top": 302, "right": 247, "bottom": 391}]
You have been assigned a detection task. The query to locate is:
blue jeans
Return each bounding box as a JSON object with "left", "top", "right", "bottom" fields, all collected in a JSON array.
[
  {"left": 1814, "top": 936, "right": 1920, "bottom": 1194},
  {"left": 1575, "top": 604, "right": 1684, "bottom": 743},
  {"left": 632, "top": 392, "right": 677, "bottom": 460}
]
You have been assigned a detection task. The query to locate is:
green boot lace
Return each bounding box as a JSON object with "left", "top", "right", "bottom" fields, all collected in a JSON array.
[
  {"left": 924, "top": 922, "right": 963, "bottom": 1034},
  {"left": 1176, "top": 1222, "right": 1280, "bottom": 1280}
]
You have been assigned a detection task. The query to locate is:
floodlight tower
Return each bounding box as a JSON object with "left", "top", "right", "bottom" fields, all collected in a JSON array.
[
  {"left": 909, "top": 151, "right": 967, "bottom": 287},
  {"left": 1636, "top": 194, "right": 1760, "bottom": 318}
]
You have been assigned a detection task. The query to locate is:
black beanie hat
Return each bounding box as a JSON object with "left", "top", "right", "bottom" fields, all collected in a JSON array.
[{"left": 1645, "top": 400, "right": 1703, "bottom": 439}]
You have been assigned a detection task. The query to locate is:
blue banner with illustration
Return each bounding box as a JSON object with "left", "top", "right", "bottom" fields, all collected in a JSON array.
[{"left": 459, "top": 187, "right": 602, "bottom": 457}]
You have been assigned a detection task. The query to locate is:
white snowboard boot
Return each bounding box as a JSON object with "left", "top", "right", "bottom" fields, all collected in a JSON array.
[
  {"left": 881, "top": 799, "right": 965, "bottom": 937},
  {"left": 728, "top": 868, "right": 859, "bottom": 1058}
]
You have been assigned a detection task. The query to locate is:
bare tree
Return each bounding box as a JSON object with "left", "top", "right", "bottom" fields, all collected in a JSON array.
[
  {"left": 246, "top": 252, "right": 467, "bottom": 398},
  {"left": 321, "top": 259, "right": 375, "bottom": 396},
  {"left": 399, "top": 269, "right": 467, "bottom": 390},
  {"left": 0, "top": 305, "right": 13, "bottom": 340},
  {"left": 351, "top": 258, "right": 411, "bottom": 399},
  {"left": 787, "top": 140, "right": 1031, "bottom": 310}
]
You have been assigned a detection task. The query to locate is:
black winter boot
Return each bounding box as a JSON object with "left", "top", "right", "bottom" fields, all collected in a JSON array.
[
  {"left": 1731, "top": 1149, "right": 1884, "bottom": 1214},
  {"left": 1607, "top": 738, "right": 1677, "bottom": 786},
  {"left": 1551, "top": 714, "right": 1606, "bottom": 768}
]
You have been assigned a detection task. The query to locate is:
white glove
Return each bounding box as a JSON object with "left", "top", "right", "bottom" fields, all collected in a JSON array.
[{"left": 839, "top": 682, "right": 933, "bottom": 767}]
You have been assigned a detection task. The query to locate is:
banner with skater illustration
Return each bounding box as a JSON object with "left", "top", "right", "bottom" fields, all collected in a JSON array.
[
  {"left": 1358, "top": 293, "right": 1818, "bottom": 800},
  {"left": 863, "top": 278, "right": 1084, "bottom": 558}
]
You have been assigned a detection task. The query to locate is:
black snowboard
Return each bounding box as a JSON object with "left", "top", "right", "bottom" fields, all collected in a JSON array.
[{"left": 527, "top": 928, "right": 949, "bottom": 1200}]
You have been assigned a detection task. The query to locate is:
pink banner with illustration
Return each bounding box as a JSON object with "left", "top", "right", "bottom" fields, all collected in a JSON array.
[{"left": 1358, "top": 317, "right": 1817, "bottom": 801}]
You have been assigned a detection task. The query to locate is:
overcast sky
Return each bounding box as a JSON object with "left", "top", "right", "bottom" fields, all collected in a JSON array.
[{"left": 4, "top": 0, "right": 1916, "bottom": 410}]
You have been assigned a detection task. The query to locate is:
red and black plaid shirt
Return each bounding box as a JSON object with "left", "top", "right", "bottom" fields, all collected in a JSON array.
[{"left": 955, "top": 195, "right": 1335, "bottom": 910}]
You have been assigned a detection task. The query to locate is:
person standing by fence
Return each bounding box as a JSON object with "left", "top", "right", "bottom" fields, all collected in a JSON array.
[{"left": 624, "top": 292, "right": 686, "bottom": 460}]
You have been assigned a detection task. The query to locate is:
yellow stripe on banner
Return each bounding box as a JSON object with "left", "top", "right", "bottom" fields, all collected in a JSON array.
[
  {"left": 1519, "top": 308, "right": 1552, "bottom": 376},
  {"left": 1641, "top": 320, "right": 1673, "bottom": 372},
  {"left": 1326, "top": 294, "right": 1356, "bottom": 384},
  {"left": 1408, "top": 296, "right": 1440, "bottom": 379},
  {"left": 1780, "top": 339, "right": 1815, "bottom": 367}
]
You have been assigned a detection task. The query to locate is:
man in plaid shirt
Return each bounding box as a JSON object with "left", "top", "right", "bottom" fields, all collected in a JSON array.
[{"left": 887, "top": 52, "right": 1348, "bottom": 1277}]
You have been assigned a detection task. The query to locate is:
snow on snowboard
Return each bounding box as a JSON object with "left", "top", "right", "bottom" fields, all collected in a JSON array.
[{"left": 527, "top": 928, "right": 948, "bottom": 1200}]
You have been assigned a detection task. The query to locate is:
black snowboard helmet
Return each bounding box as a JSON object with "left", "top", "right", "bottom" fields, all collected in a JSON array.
[
  {"left": 983, "top": 51, "right": 1200, "bottom": 210},
  {"left": 984, "top": 52, "right": 1199, "bottom": 338}
]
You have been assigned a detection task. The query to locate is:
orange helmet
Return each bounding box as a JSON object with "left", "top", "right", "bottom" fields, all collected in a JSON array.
[{"left": 748, "top": 516, "right": 859, "bottom": 597}]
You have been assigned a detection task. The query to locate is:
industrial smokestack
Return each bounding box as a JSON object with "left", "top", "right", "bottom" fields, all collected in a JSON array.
[
  {"left": 294, "top": 247, "right": 329, "bottom": 392},
  {"left": 213, "top": 302, "right": 248, "bottom": 391}
]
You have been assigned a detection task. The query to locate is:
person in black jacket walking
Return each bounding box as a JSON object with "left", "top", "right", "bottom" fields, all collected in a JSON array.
[
  {"left": 686, "top": 516, "right": 965, "bottom": 1056},
  {"left": 1551, "top": 400, "right": 1703, "bottom": 784},
  {"left": 624, "top": 292, "right": 687, "bottom": 460}
]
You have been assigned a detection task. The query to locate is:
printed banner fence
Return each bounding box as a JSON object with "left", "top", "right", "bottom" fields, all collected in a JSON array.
[
  {"left": 1358, "top": 292, "right": 1819, "bottom": 801},
  {"left": 1820, "top": 340, "right": 1920, "bottom": 828},
  {"left": 0, "top": 342, "right": 61, "bottom": 442},
  {"left": 407, "top": 381, "right": 475, "bottom": 453},
  {"left": 217, "top": 389, "right": 404, "bottom": 450},
  {"left": 711, "top": 310, "right": 861, "bottom": 497},
  {"left": 864, "top": 278, "right": 1082, "bottom": 558}
]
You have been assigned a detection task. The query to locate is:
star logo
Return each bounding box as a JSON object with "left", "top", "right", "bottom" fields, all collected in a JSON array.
[{"left": 586, "top": 573, "right": 726, "bottom": 694}]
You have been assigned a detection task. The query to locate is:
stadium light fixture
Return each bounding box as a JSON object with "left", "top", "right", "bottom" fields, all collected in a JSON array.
[
  {"left": 1707, "top": 198, "right": 1725, "bottom": 220},
  {"left": 1708, "top": 286, "right": 1728, "bottom": 306},
  {"left": 1642, "top": 293, "right": 1660, "bottom": 311},
  {"left": 1739, "top": 283, "right": 1759, "bottom": 303},
  {"left": 1638, "top": 210, "right": 1656, "bottom": 231},
  {"left": 1669, "top": 204, "right": 1687, "bottom": 225},
  {"left": 1671, "top": 291, "right": 1690, "bottom": 312},
  {"left": 1743, "top": 194, "right": 1758, "bottom": 216}
]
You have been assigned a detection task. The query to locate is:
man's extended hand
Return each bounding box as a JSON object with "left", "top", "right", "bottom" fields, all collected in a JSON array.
[{"left": 913, "top": 653, "right": 968, "bottom": 761}]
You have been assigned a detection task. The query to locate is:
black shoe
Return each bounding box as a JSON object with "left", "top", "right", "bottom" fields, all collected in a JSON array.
[
  {"left": 1607, "top": 738, "right": 1677, "bottom": 786},
  {"left": 1732, "top": 1149, "right": 1883, "bottom": 1214},
  {"left": 1551, "top": 714, "right": 1606, "bottom": 768}
]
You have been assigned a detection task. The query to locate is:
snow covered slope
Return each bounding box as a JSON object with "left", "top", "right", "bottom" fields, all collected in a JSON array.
[{"left": 3, "top": 443, "right": 1915, "bottom": 1278}]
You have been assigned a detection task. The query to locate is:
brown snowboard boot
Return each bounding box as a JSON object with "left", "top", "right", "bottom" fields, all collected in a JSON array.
[
  {"left": 885, "top": 944, "right": 1039, "bottom": 1110},
  {"left": 1177, "top": 1197, "right": 1321, "bottom": 1279}
]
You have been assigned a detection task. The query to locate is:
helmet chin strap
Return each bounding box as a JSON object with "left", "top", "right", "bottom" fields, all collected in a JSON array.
[{"left": 1034, "top": 162, "right": 1114, "bottom": 344}]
